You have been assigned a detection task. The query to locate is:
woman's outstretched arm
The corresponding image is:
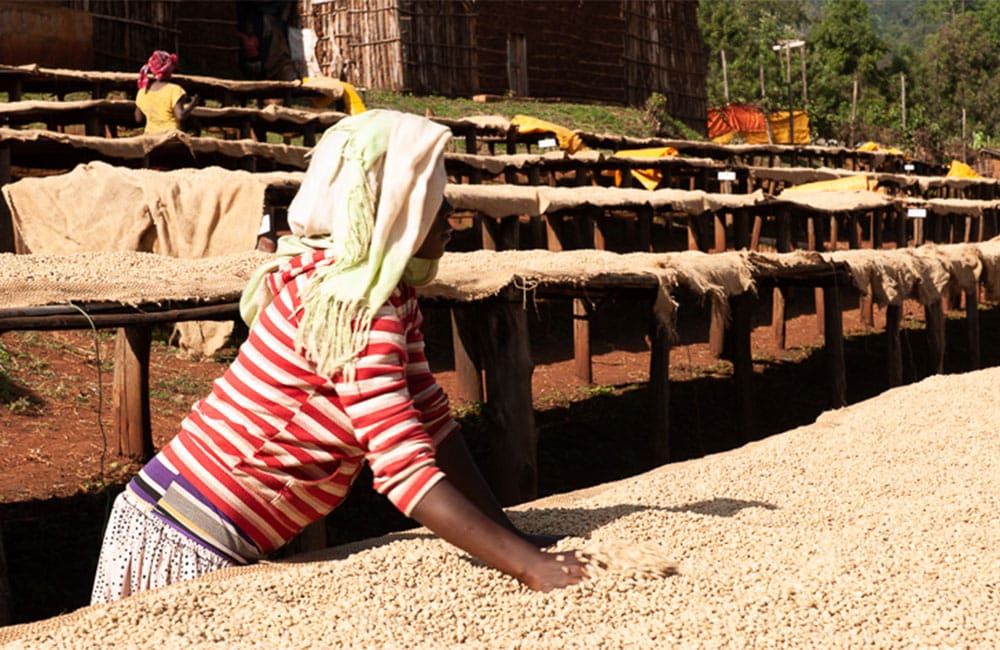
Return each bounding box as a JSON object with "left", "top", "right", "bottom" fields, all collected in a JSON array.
[{"left": 409, "top": 478, "right": 587, "bottom": 592}]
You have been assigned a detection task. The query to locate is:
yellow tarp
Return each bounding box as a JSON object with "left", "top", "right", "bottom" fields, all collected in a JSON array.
[
  {"left": 856, "top": 141, "right": 905, "bottom": 156},
  {"left": 607, "top": 146, "right": 680, "bottom": 190},
  {"left": 511, "top": 115, "right": 587, "bottom": 154},
  {"left": 946, "top": 160, "right": 982, "bottom": 178},
  {"left": 754, "top": 111, "right": 810, "bottom": 145},
  {"left": 340, "top": 82, "right": 367, "bottom": 115},
  {"left": 303, "top": 76, "right": 366, "bottom": 114},
  {"left": 781, "top": 174, "right": 878, "bottom": 193},
  {"left": 711, "top": 131, "right": 737, "bottom": 145}
]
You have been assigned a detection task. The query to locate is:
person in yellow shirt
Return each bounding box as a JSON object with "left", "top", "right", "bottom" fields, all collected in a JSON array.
[{"left": 134, "top": 50, "right": 200, "bottom": 134}]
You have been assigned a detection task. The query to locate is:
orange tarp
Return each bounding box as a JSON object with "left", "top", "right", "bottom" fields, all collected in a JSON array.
[{"left": 708, "top": 104, "right": 810, "bottom": 145}]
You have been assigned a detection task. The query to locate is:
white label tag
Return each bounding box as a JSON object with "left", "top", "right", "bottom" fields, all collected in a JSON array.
[
  {"left": 717, "top": 170, "right": 737, "bottom": 181},
  {"left": 257, "top": 213, "right": 272, "bottom": 235},
  {"left": 903, "top": 163, "right": 915, "bottom": 172},
  {"left": 538, "top": 137, "right": 558, "bottom": 149},
  {"left": 907, "top": 208, "right": 927, "bottom": 218}
]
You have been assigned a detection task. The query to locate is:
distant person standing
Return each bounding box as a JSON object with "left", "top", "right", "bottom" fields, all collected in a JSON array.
[
  {"left": 134, "top": 50, "right": 200, "bottom": 134},
  {"left": 238, "top": 21, "right": 264, "bottom": 80}
]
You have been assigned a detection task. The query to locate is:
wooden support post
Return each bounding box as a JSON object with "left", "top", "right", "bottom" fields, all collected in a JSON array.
[
  {"left": 590, "top": 207, "right": 606, "bottom": 250},
  {"left": 771, "top": 286, "right": 787, "bottom": 351},
  {"left": 648, "top": 312, "right": 671, "bottom": 465},
  {"left": 528, "top": 216, "right": 546, "bottom": 249},
  {"left": 480, "top": 216, "right": 498, "bottom": 251},
  {"left": 731, "top": 292, "right": 754, "bottom": 442},
  {"left": 777, "top": 208, "right": 793, "bottom": 251},
  {"left": 485, "top": 215, "right": 520, "bottom": 251},
  {"left": 0, "top": 523, "right": 9, "bottom": 626},
  {"left": 734, "top": 208, "right": 750, "bottom": 250},
  {"left": 873, "top": 210, "right": 884, "bottom": 249},
  {"left": 545, "top": 214, "right": 563, "bottom": 252},
  {"left": 750, "top": 212, "right": 763, "bottom": 251},
  {"left": 0, "top": 146, "right": 12, "bottom": 253},
  {"left": 965, "top": 287, "right": 980, "bottom": 371},
  {"left": 303, "top": 125, "right": 317, "bottom": 147},
  {"left": 85, "top": 114, "right": 101, "bottom": 137},
  {"left": 895, "top": 207, "right": 908, "bottom": 248},
  {"left": 113, "top": 326, "right": 153, "bottom": 461},
  {"left": 772, "top": 207, "right": 792, "bottom": 350},
  {"left": 709, "top": 299, "right": 726, "bottom": 359},
  {"left": 913, "top": 216, "right": 924, "bottom": 246},
  {"left": 686, "top": 215, "right": 700, "bottom": 251},
  {"left": 713, "top": 212, "right": 727, "bottom": 252},
  {"left": 505, "top": 126, "right": 517, "bottom": 155},
  {"left": 451, "top": 308, "right": 483, "bottom": 404},
  {"left": 479, "top": 299, "right": 537, "bottom": 505},
  {"left": 637, "top": 205, "right": 653, "bottom": 252},
  {"left": 809, "top": 216, "right": 825, "bottom": 338},
  {"left": 847, "top": 213, "right": 859, "bottom": 249},
  {"left": 886, "top": 304, "right": 903, "bottom": 387},
  {"left": 572, "top": 299, "right": 592, "bottom": 384},
  {"left": 823, "top": 285, "right": 846, "bottom": 408},
  {"left": 859, "top": 295, "right": 875, "bottom": 328},
  {"left": 924, "top": 300, "right": 946, "bottom": 376}
]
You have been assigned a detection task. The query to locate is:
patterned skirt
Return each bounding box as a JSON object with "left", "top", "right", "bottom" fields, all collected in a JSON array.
[{"left": 90, "top": 489, "right": 236, "bottom": 604}]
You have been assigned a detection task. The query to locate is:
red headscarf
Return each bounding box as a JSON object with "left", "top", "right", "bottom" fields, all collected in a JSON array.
[{"left": 137, "top": 51, "right": 178, "bottom": 89}]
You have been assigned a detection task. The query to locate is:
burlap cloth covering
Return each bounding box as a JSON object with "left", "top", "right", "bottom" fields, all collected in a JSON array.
[
  {"left": 1, "top": 162, "right": 273, "bottom": 357},
  {"left": 3, "top": 243, "right": 998, "bottom": 341}
]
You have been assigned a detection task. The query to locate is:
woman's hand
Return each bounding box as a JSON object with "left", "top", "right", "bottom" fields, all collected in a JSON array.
[
  {"left": 409, "top": 480, "right": 589, "bottom": 592},
  {"left": 519, "top": 550, "right": 589, "bottom": 592}
]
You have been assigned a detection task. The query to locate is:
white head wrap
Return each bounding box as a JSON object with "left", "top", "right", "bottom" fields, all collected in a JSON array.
[{"left": 239, "top": 109, "right": 452, "bottom": 380}]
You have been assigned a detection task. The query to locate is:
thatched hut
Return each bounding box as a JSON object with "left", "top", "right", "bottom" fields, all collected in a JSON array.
[{"left": 299, "top": 0, "right": 708, "bottom": 135}]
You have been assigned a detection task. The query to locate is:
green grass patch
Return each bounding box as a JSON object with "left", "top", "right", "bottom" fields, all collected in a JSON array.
[{"left": 363, "top": 89, "right": 658, "bottom": 140}]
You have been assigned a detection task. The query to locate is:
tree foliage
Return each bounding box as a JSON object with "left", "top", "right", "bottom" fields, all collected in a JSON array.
[
  {"left": 698, "top": 0, "right": 1000, "bottom": 154},
  {"left": 698, "top": 0, "right": 807, "bottom": 108},
  {"left": 915, "top": 11, "right": 1000, "bottom": 149},
  {"left": 806, "top": 0, "right": 891, "bottom": 142}
]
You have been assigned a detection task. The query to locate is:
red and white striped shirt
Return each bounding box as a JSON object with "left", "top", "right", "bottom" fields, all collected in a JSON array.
[{"left": 155, "top": 249, "right": 458, "bottom": 555}]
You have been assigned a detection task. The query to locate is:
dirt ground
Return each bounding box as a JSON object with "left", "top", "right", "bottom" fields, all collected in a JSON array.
[{"left": 1, "top": 290, "right": 996, "bottom": 624}]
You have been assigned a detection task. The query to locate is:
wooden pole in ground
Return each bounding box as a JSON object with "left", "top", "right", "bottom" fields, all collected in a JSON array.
[
  {"left": 965, "top": 287, "right": 980, "bottom": 371},
  {"left": 734, "top": 208, "right": 750, "bottom": 250},
  {"left": 573, "top": 299, "right": 592, "bottom": 384},
  {"left": 479, "top": 298, "right": 538, "bottom": 506},
  {"left": 113, "top": 325, "right": 153, "bottom": 461},
  {"left": 886, "top": 304, "right": 903, "bottom": 387},
  {"left": 823, "top": 284, "right": 847, "bottom": 407},
  {"left": 636, "top": 205, "right": 653, "bottom": 252},
  {"left": 808, "top": 215, "right": 826, "bottom": 338},
  {"left": 0, "top": 146, "right": 13, "bottom": 253},
  {"left": 0, "top": 523, "right": 9, "bottom": 626},
  {"left": 451, "top": 308, "right": 483, "bottom": 404},
  {"left": 721, "top": 49, "right": 730, "bottom": 104},
  {"left": 772, "top": 207, "right": 792, "bottom": 349},
  {"left": 648, "top": 308, "right": 671, "bottom": 465},
  {"left": 924, "top": 299, "right": 946, "bottom": 376},
  {"left": 731, "top": 292, "right": 754, "bottom": 442}
]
